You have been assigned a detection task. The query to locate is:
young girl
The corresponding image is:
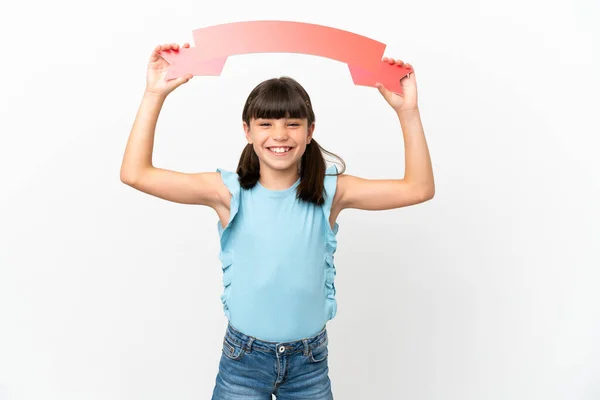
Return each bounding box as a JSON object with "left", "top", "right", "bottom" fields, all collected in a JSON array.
[{"left": 120, "top": 42, "right": 434, "bottom": 400}]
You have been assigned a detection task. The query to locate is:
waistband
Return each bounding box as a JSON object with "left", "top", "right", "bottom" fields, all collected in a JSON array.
[{"left": 224, "top": 322, "right": 328, "bottom": 356}]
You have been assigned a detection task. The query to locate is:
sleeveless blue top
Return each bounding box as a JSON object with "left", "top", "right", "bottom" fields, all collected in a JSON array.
[{"left": 215, "top": 165, "right": 339, "bottom": 342}]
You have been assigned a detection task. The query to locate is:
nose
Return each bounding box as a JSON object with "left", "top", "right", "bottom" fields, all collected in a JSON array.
[{"left": 271, "top": 127, "right": 289, "bottom": 140}]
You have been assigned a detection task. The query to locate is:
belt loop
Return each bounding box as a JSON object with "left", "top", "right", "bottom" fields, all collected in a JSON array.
[
  {"left": 246, "top": 337, "right": 255, "bottom": 353},
  {"left": 302, "top": 339, "right": 309, "bottom": 356}
]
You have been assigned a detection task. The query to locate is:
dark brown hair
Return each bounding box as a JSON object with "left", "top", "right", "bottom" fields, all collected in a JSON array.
[{"left": 237, "top": 76, "right": 345, "bottom": 205}]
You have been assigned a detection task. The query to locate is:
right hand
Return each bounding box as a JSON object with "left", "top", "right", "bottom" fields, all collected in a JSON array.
[{"left": 145, "top": 43, "right": 193, "bottom": 98}]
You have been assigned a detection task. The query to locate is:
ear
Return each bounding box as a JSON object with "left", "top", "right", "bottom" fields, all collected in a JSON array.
[
  {"left": 243, "top": 121, "right": 253, "bottom": 144},
  {"left": 307, "top": 122, "right": 315, "bottom": 144}
]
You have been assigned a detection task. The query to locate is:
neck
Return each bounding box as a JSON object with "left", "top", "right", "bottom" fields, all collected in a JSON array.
[{"left": 258, "top": 164, "right": 300, "bottom": 190}]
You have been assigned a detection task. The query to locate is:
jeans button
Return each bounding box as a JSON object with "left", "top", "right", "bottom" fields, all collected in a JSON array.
[{"left": 279, "top": 345, "right": 285, "bottom": 353}]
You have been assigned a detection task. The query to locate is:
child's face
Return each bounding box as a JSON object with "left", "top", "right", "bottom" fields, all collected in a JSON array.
[{"left": 243, "top": 117, "right": 314, "bottom": 174}]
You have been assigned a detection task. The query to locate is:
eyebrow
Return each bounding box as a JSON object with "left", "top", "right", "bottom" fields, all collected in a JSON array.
[{"left": 256, "top": 118, "right": 303, "bottom": 122}]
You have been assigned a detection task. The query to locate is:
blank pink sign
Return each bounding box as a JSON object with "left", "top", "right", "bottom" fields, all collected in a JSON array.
[{"left": 160, "top": 20, "right": 410, "bottom": 94}]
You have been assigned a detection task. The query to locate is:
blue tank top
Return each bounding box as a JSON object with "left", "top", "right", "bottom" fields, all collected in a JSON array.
[{"left": 215, "top": 165, "right": 339, "bottom": 342}]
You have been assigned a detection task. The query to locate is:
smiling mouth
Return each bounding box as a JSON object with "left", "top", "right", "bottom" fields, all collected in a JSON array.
[{"left": 267, "top": 147, "right": 292, "bottom": 155}]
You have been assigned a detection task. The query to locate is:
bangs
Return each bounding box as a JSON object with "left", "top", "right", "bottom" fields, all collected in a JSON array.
[{"left": 245, "top": 79, "right": 311, "bottom": 122}]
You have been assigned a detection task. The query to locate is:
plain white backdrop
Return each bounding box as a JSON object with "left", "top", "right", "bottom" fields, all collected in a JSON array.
[{"left": 1, "top": 0, "right": 598, "bottom": 399}]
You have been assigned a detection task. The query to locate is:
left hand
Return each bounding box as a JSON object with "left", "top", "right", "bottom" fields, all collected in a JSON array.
[{"left": 376, "top": 58, "right": 418, "bottom": 112}]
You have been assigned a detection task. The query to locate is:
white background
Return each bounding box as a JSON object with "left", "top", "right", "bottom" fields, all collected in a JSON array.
[{"left": 1, "top": 0, "right": 599, "bottom": 399}]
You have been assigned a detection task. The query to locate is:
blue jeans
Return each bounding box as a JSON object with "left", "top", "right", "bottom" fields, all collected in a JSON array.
[{"left": 212, "top": 322, "right": 333, "bottom": 399}]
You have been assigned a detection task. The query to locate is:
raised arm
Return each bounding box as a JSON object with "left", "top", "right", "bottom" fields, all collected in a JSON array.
[
  {"left": 333, "top": 58, "right": 435, "bottom": 213},
  {"left": 119, "top": 43, "right": 230, "bottom": 209}
]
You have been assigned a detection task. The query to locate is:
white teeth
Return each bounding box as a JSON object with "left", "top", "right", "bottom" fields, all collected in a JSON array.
[{"left": 270, "top": 147, "right": 290, "bottom": 153}]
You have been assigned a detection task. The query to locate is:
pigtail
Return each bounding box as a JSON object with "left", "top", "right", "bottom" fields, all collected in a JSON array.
[
  {"left": 297, "top": 139, "right": 326, "bottom": 205},
  {"left": 237, "top": 143, "right": 261, "bottom": 189}
]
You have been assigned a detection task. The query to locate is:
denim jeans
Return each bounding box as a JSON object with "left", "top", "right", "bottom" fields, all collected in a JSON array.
[{"left": 211, "top": 322, "right": 333, "bottom": 399}]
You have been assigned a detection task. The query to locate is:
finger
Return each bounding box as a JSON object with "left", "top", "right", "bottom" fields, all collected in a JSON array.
[
  {"left": 172, "top": 73, "right": 193, "bottom": 87},
  {"left": 149, "top": 45, "right": 162, "bottom": 62},
  {"left": 375, "top": 82, "right": 391, "bottom": 101}
]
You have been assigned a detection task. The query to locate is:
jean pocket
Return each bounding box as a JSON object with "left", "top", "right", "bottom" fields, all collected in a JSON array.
[
  {"left": 309, "top": 344, "right": 329, "bottom": 363},
  {"left": 222, "top": 337, "right": 245, "bottom": 361}
]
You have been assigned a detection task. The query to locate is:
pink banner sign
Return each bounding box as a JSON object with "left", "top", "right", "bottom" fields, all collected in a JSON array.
[{"left": 160, "top": 20, "right": 410, "bottom": 94}]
